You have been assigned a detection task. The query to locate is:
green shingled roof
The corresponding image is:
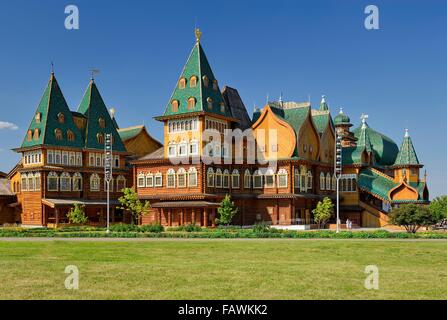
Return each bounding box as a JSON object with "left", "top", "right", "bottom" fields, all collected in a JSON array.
[
  {"left": 311, "top": 110, "right": 332, "bottom": 134},
  {"left": 394, "top": 131, "right": 420, "bottom": 166},
  {"left": 77, "top": 80, "right": 126, "bottom": 152},
  {"left": 118, "top": 125, "right": 144, "bottom": 141},
  {"left": 334, "top": 109, "right": 351, "bottom": 126},
  {"left": 162, "top": 37, "right": 232, "bottom": 119},
  {"left": 358, "top": 168, "right": 398, "bottom": 201},
  {"left": 21, "top": 73, "right": 84, "bottom": 149}
]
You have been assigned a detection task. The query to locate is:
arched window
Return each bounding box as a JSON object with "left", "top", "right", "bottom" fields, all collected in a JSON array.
[
  {"left": 347, "top": 178, "right": 353, "bottom": 192},
  {"left": 187, "top": 97, "right": 196, "bottom": 110},
  {"left": 171, "top": 100, "right": 179, "bottom": 112},
  {"left": 67, "top": 130, "right": 75, "bottom": 142},
  {"left": 97, "top": 133, "right": 104, "bottom": 145},
  {"left": 188, "top": 167, "right": 198, "bottom": 187},
  {"left": 178, "top": 77, "right": 186, "bottom": 89},
  {"left": 215, "top": 169, "right": 223, "bottom": 188},
  {"left": 190, "top": 76, "right": 198, "bottom": 88},
  {"left": 207, "top": 168, "right": 215, "bottom": 187},
  {"left": 54, "top": 129, "right": 63, "bottom": 140},
  {"left": 294, "top": 168, "right": 300, "bottom": 190},
  {"left": 253, "top": 170, "right": 263, "bottom": 189},
  {"left": 320, "top": 172, "right": 326, "bottom": 191},
  {"left": 57, "top": 112, "right": 65, "bottom": 124},
  {"left": 28, "top": 173, "right": 35, "bottom": 191},
  {"left": 277, "top": 169, "right": 288, "bottom": 188},
  {"left": 60, "top": 172, "right": 71, "bottom": 191},
  {"left": 27, "top": 130, "right": 32, "bottom": 142},
  {"left": 47, "top": 172, "right": 59, "bottom": 191},
  {"left": 244, "top": 169, "right": 251, "bottom": 189},
  {"left": 35, "top": 112, "right": 42, "bottom": 123},
  {"left": 137, "top": 173, "right": 145, "bottom": 188},
  {"left": 154, "top": 172, "right": 162, "bottom": 187},
  {"left": 207, "top": 97, "right": 213, "bottom": 110},
  {"left": 307, "top": 171, "right": 313, "bottom": 190},
  {"left": 231, "top": 169, "right": 240, "bottom": 189},
  {"left": 116, "top": 175, "right": 126, "bottom": 192},
  {"left": 90, "top": 174, "right": 100, "bottom": 192},
  {"left": 212, "top": 79, "right": 218, "bottom": 91},
  {"left": 177, "top": 168, "right": 187, "bottom": 188},
  {"left": 223, "top": 169, "right": 230, "bottom": 188},
  {"left": 167, "top": 169, "right": 176, "bottom": 188},
  {"left": 202, "top": 75, "right": 209, "bottom": 87},
  {"left": 73, "top": 173, "right": 82, "bottom": 191},
  {"left": 146, "top": 173, "right": 154, "bottom": 187},
  {"left": 352, "top": 178, "right": 357, "bottom": 191},
  {"left": 34, "top": 173, "right": 41, "bottom": 191},
  {"left": 326, "top": 173, "right": 331, "bottom": 191},
  {"left": 264, "top": 169, "right": 275, "bottom": 188},
  {"left": 33, "top": 128, "right": 40, "bottom": 140},
  {"left": 21, "top": 174, "right": 28, "bottom": 191}
]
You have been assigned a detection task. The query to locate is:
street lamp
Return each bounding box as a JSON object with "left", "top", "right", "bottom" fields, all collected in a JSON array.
[
  {"left": 104, "top": 133, "right": 113, "bottom": 233},
  {"left": 334, "top": 132, "right": 343, "bottom": 233}
]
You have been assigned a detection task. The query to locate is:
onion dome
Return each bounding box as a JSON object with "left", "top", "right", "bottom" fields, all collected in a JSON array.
[{"left": 334, "top": 108, "right": 351, "bottom": 126}]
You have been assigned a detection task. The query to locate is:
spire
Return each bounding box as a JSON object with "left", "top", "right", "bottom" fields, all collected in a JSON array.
[
  {"left": 394, "top": 128, "right": 420, "bottom": 166},
  {"left": 360, "top": 113, "right": 369, "bottom": 129},
  {"left": 161, "top": 31, "right": 232, "bottom": 119},
  {"left": 319, "top": 95, "right": 329, "bottom": 111},
  {"left": 77, "top": 80, "right": 126, "bottom": 151},
  {"left": 357, "top": 114, "right": 372, "bottom": 151}
]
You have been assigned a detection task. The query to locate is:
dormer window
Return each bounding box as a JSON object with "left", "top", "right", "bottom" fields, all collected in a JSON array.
[
  {"left": 67, "top": 130, "right": 75, "bottom": 141},
  {"left": 54, "top": 129, "right": 63, "bottom": 140},
  {"left": 190, "top": 76, "right": 198, "bottom": 88},
  {"left": 220, "top": 102, "right": 225, "bottom": 113},
  {"left": 187, "top": 97, "right": 196, "bottom": 110},
  {"left": 213, "top": 80, "right": 218, "bottom": 91},
  {"left": 97, "top": 133, "right": 104, "bottom": 145},
  {"left": 35, "top": 112, "right": 42, "bottom": 123},
  {"left": 178, "top": 78, "right": 186, "bottom": 89},
  {"left": 207, "top": 97, "right": 213, "bottom": 110},
  {"left": 98, "top": 117, "right": 106, "bottom": 129},
  {"left": 27, "top": 130, "right": 32, "bottom": 141},
  {"left": 57, "top": 113, "right": 65, "bottom": 124},
  {"left": 171, "top": 100, "right": 179, "bottom": 112},
  {"left": 202, "top": 75, "right": 209, "bottom": 87},
  {"left": 33, "top": 128, "right": 40, "bottom": 140}
]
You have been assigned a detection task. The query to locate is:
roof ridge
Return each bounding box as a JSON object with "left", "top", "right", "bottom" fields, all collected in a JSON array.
[
  {"left": 370, "top": 168, "right": 393, "bottom": 181},
  {"left": 118, "top": 125, "right": 145, "bottom": 132}
]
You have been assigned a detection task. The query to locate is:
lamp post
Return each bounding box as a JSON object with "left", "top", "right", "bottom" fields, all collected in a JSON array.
[
  {"left": 104, "top": 133, "right": 113, "bottom": 233},
  {"left": 334, "top": 132, "right": 342, "bottom": 233}
]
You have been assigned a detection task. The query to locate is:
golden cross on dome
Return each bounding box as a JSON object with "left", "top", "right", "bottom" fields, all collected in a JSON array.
[{"left": 195, "top": 28, "right": 202, "bottom": 43}]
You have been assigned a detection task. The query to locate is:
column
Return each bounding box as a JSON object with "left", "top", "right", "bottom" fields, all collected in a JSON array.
[
  {"left": 203, "top": 209, "right": 208, "bottom": 227},
  {"left": 168, "top": 209, "right": 172, "bottom": 226},
  {"left": 159, "top": 209, "right": 163, "bottom": 225},
  {"left": 180, "top": 209, "right": 184, "bottom": 226},
  {"left": 211, "top": 209, "right": 216, "bottom": 227},
  {"left": 55, "top": 208, "right": 59, "bottom": 228},
  {"left": 276, "top": 201, "right": 280, "bottom": 225},
  {"left": 191, "top": 209, "right": 196, "bottom": 225}
]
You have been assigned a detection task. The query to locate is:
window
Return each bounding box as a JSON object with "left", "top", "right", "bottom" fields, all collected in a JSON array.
[
  {"left": 34, "top": 173, "right": 41, "bottom": 191},
  {"left": 177, "top": 168, "right": 187, "bottom": 188},
  {"left": 69, "top": 152, "right": 75, "bottom": 166},
  {"left": 154, "top": 173, "right": 162, "bottom": 187},
  {"left": 220, "top": 102, "right": 225, "bottom": 113},
  {"left": 207, "top": 168, "right": 214, "bottom": 187},
  {"left": 223, "top": 170, "right": 230, "bottom": 188},
  {"left": 54, "top": 129, "right": 63, "bottom": 140},
  {"left": 188, "top": 167, "right": 198, "bottom": 187},
  {"left": 73, "top": 173, "right": 83, "bottom": 191},
  {"left": 33, "top": 128, "right": 40, "bottom": 140},
  {"left": 189, "top": 141, "right": 198, "bottom": 156},
  {"left": 303, "top": 144, "right": 307, "bottom": 153},
  {"left": 207, "top": 97, "right": 213, "bottom": 110},
  {"left": 178, "top": 142, "right": 188, "bottom": 157},
  {"left": 47, "top": 172, "right": 58, "bottom": 191},
  {"left": 178, "top": 78, "right": 186, "bottom": 89},
  {"left": 21, "top": 175, "right": 28, "bottom": 191},
  {"left": 98, "top": 118, "right": 106, "bottom": 128},
  {"left": 55, "top": 151, "right": 61, "bottom": 164},
  {"left": 232, "top": 170, "right": 240, "bottom": 189},
  {"left": 300, "top": 171, "right": 306, "bottom": 191},
  {"left": 277, "top": 169, "right": 288, "bottom": 188},
  {"left": 47, "top": 150, "right": 54, "bottom": 164},
  {"left": 307, "top": 172, "right": 313, "bottom": 190},
  {"left": 28, "top": 174, "right": 35, "bottom": 191},
  {"left": 167, "top": 169, "right": 176, "bottom": 188},
  {"left": 57, "top": 113, "right": 65, "bottom": 124},
  {"left": 244, "top": 170, "right": 251, "bottom": 189},
  {"left": 60, "top": 172, "right": 71, "bottom": 191},
  {"left": 202, "top": 75, "right": 209, "bottom": 87},
  {"left": 96, "top": 154, "right": 101, "bottom": 167},
  {"left": 215, "top": 169, "right": 222, "bottom": 188},
  {"left": 190, "top": 76, "right": 197, "bottom": 88},
  {"left": 294, "top": 169, "right": 300, "bottom": 189},
  {"left": 213, "top": 80, "right": 218, "bottom": 91},
  {"left": 116, "top": 175, "right": 126, "bottom": 192},
  {"left": 171, "top": 100, "right": 179, "bottom": 112},
  {"left": 320, "top": 172, "right": 326, "bottom": 191},
  {"left": 264, "top": 170, "right": 275, "bottom": 188},
  {"left": 97, "top": 133, "right": 104, "bottom": 145},
  {"left": 326, "top": 173, "right": 331, "bottom": 191},
  {"left": 114, "top": 155, "right": 120, "bottom": 168},
  {"left": 76, "top": 153, "right": 82, "bottom": 166},
  {"left": 187, "top": 97, "right": 196, "bottom": 110},
  {"left": 89, "top": 154, "right": 95, "bottom": 166},
  {"left": 168, "top": 143, "right": 177, "bottom": 157},
  {"left": 62, "top": 151, "right": 69, "bottom": 165},
  {"left": 67, "top": 130, "right": 75, "bottom": 141},
  {"left": 27, "top": 130, "right": 32, "bottom": 141},
  {"left": 253, "top": 170, "right": 263, "bottom": 189},
  {"left": 137, "top": 173, "right": 145, "bottom": 188},
  {"left": 35, "top": 112, "right": 41, "bottom": 123},
  {"left": 90, "top": 174, "right": 100, "bottom": 191}
]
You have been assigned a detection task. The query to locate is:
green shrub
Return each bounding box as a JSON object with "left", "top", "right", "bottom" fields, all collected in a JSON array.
[
  {"left": 167, "top": 224, "right": 203, "bottom": 232},
  {"left": 109, "top": 224, "right": 139, "bottom": 232},
  {"left": 138, "top": 224, "right": 164, "bottom": 233},
  {"left": 253, "top": 222, "right": 271, "bottom": 233}
]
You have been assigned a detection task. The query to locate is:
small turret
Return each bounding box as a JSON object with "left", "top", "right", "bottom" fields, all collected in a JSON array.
[
  {"left": 334, "top": 108, "right": 356, "bottom": 147},
  {"left": 393, "top": 128, "right": 422, "bottom": 183}
]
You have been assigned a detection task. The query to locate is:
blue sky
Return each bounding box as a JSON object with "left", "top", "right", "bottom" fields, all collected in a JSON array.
[{"left": 0, "top": 0, "right": 445, "bottom": 197}]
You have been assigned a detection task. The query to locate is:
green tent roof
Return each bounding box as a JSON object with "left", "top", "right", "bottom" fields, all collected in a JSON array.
[
  {"left": 21, "top": 73, "right": 84, "bottom": 149},
  {"left": 311, "top": 110, "right": 332, "bottom": 134},
  {"left": 162, "top": 35, "right": 232, "bottom": 119},
  {"left": 358, "top": 168, "right": 398, "bottom": 201},
  {"left": 118, "top": 125, "right": 144, "bottom": 141},
  {"left": 77, "top": 80, "right": 126, "bottom": 152},
  {"left": 394, "top": 130, "right": 420, "bottom": 166}
]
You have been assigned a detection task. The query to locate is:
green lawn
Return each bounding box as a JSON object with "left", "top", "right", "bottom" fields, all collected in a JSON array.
[{"left": 0, "top": 239, "right": 446, "bottom": 300}]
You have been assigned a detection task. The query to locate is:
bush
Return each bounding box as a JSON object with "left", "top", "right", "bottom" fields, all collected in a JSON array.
[
  {"left": 66, "top": 204, "right": 88, "bottom": 224},
  {"left": 253, "top": 222, "right": 272, "bottom": 233},
  {"left": 389, "top": 204, "right": 437, "bottom": 233},
  {"left": 167, "top": 224, "right": 203, "bottom": 232},
  {"left": 109, "top": 224, "right": 139, "bottom": 232},
  {"left": 138, "top": 224, "right": 164, "bottom": 233}
]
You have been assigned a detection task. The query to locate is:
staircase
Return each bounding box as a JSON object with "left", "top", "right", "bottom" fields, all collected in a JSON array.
[{"left": 359, "top": 201, "right": 390, "bottom": 227}]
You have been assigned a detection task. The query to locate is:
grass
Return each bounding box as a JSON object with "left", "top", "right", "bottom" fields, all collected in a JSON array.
[{"left": 1, "top": 239, "right": 447, "bottom": 300}]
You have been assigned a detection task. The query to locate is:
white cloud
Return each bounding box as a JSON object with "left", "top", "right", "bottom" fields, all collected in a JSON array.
[{"left": 0, "top": 121, "right": 18, "bottom": 130}]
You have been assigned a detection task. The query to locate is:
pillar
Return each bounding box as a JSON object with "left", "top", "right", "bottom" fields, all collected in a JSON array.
[
  {"left": 180, "top": 209, "right": 184, "bottom": 226},
  {"left": 276, "top": 201, "right": 280, "bottom": 225},
  {"left": 191, "top": 209, "right": 196, "bottom": 225},
  {"left": 211, "top": 209, "right": 216, "bottom": 228},
  {"left": 55, "top": 208, "right": 59, "bottom": 228},
  {"left": 159, "top": 209, "right": 163, "bottom": 225},
  {"left": 203, "top": 209, "right": 208, "bottom": 227},
  {"left": 168, "top": 209, "right": 172, "bottom": 226}
]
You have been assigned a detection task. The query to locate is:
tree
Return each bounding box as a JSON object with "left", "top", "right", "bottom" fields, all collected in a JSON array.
[
  {"left": 217, "top": 195, "right": 238, "bottom": 226},
  {"left": 117, "top": 187, "right": 150, "bottom": 225},
  {"left": 429, "top": 196, "right": 447, "bottom": 222},
  {"left": 312, "top": 197, "right": 334, "bottom": 229},
  {"left": 389, "top": 204, "right": 437, "bottom": 233},
  {"left": 67, "top": 203, "right": 88, "bottom": 224}
]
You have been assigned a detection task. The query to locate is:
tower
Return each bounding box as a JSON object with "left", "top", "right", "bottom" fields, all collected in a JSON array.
[
  {"left": 393, "top": 129, "right": 422, "bottom": 183},
  {"left": 333, "top": 108, "right": 356, "bottom": 147}
]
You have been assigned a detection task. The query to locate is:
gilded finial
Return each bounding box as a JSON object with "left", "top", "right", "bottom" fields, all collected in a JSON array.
[{"left": 195, "top": 28, "right": 202, "bottom": 43}]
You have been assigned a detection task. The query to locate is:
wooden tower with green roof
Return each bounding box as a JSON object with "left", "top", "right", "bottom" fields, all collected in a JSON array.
[{"left": 392, "top": 129, "right": 423, "bottom": 184}]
